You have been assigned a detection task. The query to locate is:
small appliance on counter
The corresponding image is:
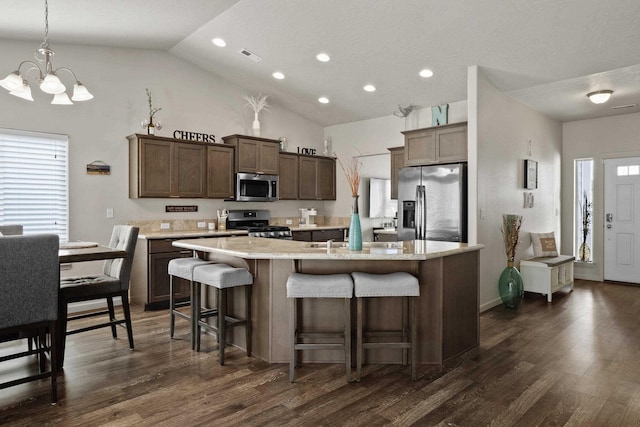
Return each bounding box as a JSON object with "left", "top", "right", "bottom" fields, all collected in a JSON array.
[
  {"left": 298, "top": 208, "right": 317, "bottom": 227},
  {"left": 227, "top": 209, "right": 292, "bottom": 239}
]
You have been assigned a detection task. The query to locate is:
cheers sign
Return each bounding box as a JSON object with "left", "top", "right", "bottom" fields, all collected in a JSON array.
[{"left": 173, "top": 130, "right": 216, "bottom": 143}]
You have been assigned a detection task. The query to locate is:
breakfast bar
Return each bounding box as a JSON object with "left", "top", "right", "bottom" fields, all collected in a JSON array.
[{"left": 173, "top": 236, "right": 483, "bottom": 366}]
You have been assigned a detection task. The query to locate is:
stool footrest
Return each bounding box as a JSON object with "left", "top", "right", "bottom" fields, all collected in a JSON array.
[
  {"left": 174, "top": 300, "right": 191, "bottom": 309},
  {"left": 363, "top": 330, "right": 405, "bottom": 338},
  {"left": 295, "top": 343, "right": 345, "bottom": 350},
  {"left": 172, "top": 311, "right": 191, "bottom": 321},
  {"left": 363, "top": 342, "right": 411, "bottom": 350},
  {"left": 297, "top": 331, "right": 345, "bottom": 339}
]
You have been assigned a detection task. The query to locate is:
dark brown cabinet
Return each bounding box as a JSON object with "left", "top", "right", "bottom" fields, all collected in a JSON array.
[
  {"left": 388, "top": 146, "right": 404, "bottom": 199},
  {"left": 222, "top": 134, "right": 280, "bottom": 175},
  {"left": 298, "top": 155, "right": 336, "bottom": 200},
  {"left": 207, "top": 144, "right": 235, "bottom": 199},
  {"left": 402, "top": 122, "right": 467, "bottom": 166},
  {"left": 292, "top": 228, "right": 345, "bottom": 242},
  {"left": 128, "top": 134, "right": 207, "bottom": 198},
  {"left": 144, "top": 239, "right": 192, "bottom": 310},
  {"left": 279, "top": 153, "right": 299, "bottom": 200}
]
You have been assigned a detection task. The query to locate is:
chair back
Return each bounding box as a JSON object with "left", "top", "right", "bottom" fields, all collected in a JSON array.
[
  {"left": 0, "top": 225, "right": 23, "bottom": 236},
  {"left": 0, "top": 234, "right": 59, "bottom": 329},
  {"left": 103, "top": 225, "right": 139, "bottom": 290}
]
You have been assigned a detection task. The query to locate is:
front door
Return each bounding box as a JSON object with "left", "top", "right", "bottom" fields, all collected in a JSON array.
[{"left": 604, "top": 157, "right": 640, "bottom": 283}]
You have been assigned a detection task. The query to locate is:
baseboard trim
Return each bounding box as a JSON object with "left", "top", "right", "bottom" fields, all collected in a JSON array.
[
  {"left": 68, "top": 297, "right": 122, "bottom": 314},
  {"left": 480, "top": 297, "right": 503, "bottom": 313}
]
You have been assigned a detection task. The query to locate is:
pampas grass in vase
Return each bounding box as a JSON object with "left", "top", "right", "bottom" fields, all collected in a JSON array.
[
  {"left": 336, "top": 155, "right": 363, "bottom": 250},
  {"left": 499, "top": 213, "right": 524, "bottom": 308},
  {"left": 244, "top": 93, "right": 269, "bottom": 136}
]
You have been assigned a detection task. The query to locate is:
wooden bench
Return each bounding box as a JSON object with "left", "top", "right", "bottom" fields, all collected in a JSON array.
[{"left": 520, "top": 255, "right": 574, "bottom": 302}]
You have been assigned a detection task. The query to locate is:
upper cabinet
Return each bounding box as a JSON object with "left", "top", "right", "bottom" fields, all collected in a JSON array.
[
  {"left": 128, "top": 134, "right": 207, "bottom": 198},
  {"left": 298, "top": 155, "right": 336, "bottom": 200},
  {"left": 279, "top": 153, "right": 299, "bottom": 200},
  {"left": 402, "top": 122, "right": 467, "bottom": 166},
  {"left": 206, "top": 144, "right": 235, "bottom": 199},
  {"left": 222, "top": 134, "right": 280, "bottom": 175},
  {"left": 388, "top": 146, "right": 405, "bottom": 200}
]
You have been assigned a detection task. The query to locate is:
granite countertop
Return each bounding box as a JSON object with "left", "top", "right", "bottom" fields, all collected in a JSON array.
[
  {"left": 138, "top": 230, "right": 248, "bottom": 240},
  {"left": 172, "top": 236, "right": 483, "bottom": 260},
  {"left": 374, "top": 229, "right": 398, "bottom": 234}
]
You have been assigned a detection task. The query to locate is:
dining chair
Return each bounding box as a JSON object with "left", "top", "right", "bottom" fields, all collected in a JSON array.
[
  {"left": 57, "top": 225, "right": 139, "bottom": 368},
  {"left": 0, "top": 224, "right": 23, "bottom": 236},
  {"left": 0, "top": 234, "right": 60, "bottom": 403}
]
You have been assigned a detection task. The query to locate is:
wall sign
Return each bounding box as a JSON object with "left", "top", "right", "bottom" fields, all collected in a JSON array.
[
  {"left": 86, "top": 160, "right": 110, "bottom": 175},
  {"left": 297, "top": 147, "right": 317, "bottom": 155},
  {"left": 166, "top": 205, "right": 198, "bottom": 213},
  {"left": 431, "top": 104, "right": 449, "bottom": 125},
  {"left": 173, "top": 130, "right": 216, "bottom": 143},
  {"left": 524, "top": 159, "right": 538, "bottom": 189}
]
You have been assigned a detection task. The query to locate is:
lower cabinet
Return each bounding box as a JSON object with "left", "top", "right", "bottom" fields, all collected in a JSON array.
[
  {"left": 131, "top": 238, "right": 195, "bottom": 310},
  {"left": 292, "top": 228, "right": 346, "bottom": 242}
]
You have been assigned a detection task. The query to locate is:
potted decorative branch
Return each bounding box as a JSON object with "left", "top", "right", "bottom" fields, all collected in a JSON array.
[
  {"left": 393, "top": 104, "right": 418, "bottom": 130},
  {"left": 336, "top": 155, "right": 363, "bottom": 250},
  {"left": 244, "top": 93, "right": 270, "bottom": 137},
  {"left": 498, "top": 214, "right": 524, "bottom": 308},
  {"left": 579, "top": 190, "right": 592, "bottom": 262},
  {"left": 141, "top": 88, "right": 162, "bottom": 135}
]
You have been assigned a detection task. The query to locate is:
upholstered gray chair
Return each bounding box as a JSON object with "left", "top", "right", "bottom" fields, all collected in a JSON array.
[
  {"left": 58, "top": 225, "right": 139, "bottom": 369},
  {"left": 0, "top": 224, "right": 24, "bottom": 236},
  {"left": 0, "top": 234, "right": 60, "bottom": 403}
]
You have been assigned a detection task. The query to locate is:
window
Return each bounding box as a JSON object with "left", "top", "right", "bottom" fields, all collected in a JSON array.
[
  {"left": 0, "top": 128, "right": 69, "bottom": 242},
  {"left": 575, "top": 159, "right": 593, "bottom": 262}
]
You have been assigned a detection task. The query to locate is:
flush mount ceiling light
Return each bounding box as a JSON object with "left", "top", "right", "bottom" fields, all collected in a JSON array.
[
  {"left": 212, "top": 38, "right": 227, "bottom": 47},
  {"left": 316, "top": 53, "right": 331, "bottom": 62},
  {"left": 419, "top": 69, "right": 434, "bottom": 78},
  {"left": 318, "top": 97, "right": 330, "bottom": 104},
  {"left": 272, "top": 71, "right": 285, "bottom": 80},
  {"left": 0, "top": 0, "right": 93, "bottom": 104},
  {"left": 587, "top": 90, "right": 613, "bottom": 104},
  {"left": 363, "top": 84, "right": 376, "bottom": 92}
]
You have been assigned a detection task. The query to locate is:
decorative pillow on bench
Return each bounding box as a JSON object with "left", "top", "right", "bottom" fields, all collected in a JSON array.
[{"left": 530, "top": 231, "right": 558, "bottom": 257}]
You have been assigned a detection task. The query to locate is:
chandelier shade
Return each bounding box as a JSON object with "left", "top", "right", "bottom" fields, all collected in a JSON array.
[{"left": 0, "top": 0, "right": 93, "bottom": 104}]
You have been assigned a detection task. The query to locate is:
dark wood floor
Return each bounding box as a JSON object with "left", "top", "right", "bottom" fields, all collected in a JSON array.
[{"left": 2, "top": 279, "right": 640, "bottom": 426}]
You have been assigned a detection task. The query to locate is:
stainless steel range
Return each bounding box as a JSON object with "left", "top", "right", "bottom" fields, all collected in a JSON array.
[{"left": 227, "top": 210, "right": 292, "bottom": 240}]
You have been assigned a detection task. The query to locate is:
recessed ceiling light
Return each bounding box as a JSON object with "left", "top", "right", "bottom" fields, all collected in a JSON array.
[
  {"left": 212, "top": 38, "right": 226, "bottom": 47},
  {"left": 363, "top": 84, "right": 376, "bottom": 92},
  {"left": 316, "top": 53, "right": 331, "bottom": 62},
  {"left": 318, "top": 97, "right": 330, "bottom": 104},
  {"left": 272, "top": 71, "right": 285, "bottom": 80},
  {"left": 419, "top": 69, "right": 434, "bottom": 78}
]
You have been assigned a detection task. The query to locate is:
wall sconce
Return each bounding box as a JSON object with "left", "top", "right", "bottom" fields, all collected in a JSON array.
[{"left": 587, "top": 90, "right": 613, "bottom": 104}]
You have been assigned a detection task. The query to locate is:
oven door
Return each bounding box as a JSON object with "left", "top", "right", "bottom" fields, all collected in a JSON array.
[{"left": 236, "top": 173, "right": 278, "bottom": 202}]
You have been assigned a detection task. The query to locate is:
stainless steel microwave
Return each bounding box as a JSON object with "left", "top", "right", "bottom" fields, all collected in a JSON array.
[{"left": 235, "top": 173, "right": 279, "bottom": 202}]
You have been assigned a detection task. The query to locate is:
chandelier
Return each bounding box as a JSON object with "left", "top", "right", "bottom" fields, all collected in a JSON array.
[{"left": 0, "top": 0, "right": 93, "bottom": 104}]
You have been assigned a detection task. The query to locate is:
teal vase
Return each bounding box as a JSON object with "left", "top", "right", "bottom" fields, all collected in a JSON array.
[
  {"left": 498, "top": 263, "right": 524, "bottom": 308},
  {"left": 349, "top": 195, "right": 362, "bottom": 251}
]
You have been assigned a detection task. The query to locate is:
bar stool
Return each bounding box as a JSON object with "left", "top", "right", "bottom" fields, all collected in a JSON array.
[
  {"left": 352, "top": 271, "right": 420, "bottom": 381},
  {"left": 286, "top": 272, "right": 353, "bottom": 383},
  {"left": 192, "top": 263, "right": 253, "bottom": 365},
  {"left": 168, "top": 257, "right": 211, "bottom": 349}
]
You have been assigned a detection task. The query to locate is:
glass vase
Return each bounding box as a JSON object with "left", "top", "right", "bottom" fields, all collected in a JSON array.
[
  {"left": 349, "top": 195, "right": 362, "bottom": 251},
  {"left": 252, "top": 113, "right": 261, "bottom": 136},
  {"left": 498, "top": 262, "right": 524, "bottom": 308}
]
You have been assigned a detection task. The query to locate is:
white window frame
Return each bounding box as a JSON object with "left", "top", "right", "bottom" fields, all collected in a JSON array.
[{"left": 0, "top": 128, "right": 69, "bottom": 242}]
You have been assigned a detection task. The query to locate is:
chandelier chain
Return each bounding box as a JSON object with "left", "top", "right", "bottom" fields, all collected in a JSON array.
[{"left": 44, "top": 0, "right": 49, "bottom": 45}]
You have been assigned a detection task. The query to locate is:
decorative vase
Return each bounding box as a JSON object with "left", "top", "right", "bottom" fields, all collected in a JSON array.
[
  {"left": 252, "top": 113, "right": 261, "bottom": 137},
  {"left": 498, "top": 262, "right": 524, "bottom": 308},
  {"left": 147, "top": 116, "right": 155, "bottom": 135},
  {"left": 404, "top": 110, "right": 419, "bottom": 130},
  {"left": 349, "top": 195, "right": 362, "bottom": 251}
]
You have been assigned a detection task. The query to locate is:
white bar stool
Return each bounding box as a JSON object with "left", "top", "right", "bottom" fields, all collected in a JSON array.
[
  {"left": 192, "top": 263, "right": 253, "bottom": 365},
  {"left": 168, "top": 257, "right": 211, "bottom": 349},
  {"left": 352, "top": 271, "right": 420, "bottom": 381},
  {"left": 286, "top": 272, "right": 353, "bottom": 383}
]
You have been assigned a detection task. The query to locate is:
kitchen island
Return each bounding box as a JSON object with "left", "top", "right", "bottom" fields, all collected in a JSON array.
[{"left": 173, "top": 237, "right": 483, "bottom": 365}]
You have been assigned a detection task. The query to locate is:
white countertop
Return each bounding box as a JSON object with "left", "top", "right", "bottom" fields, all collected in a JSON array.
[
  {"left": 172, "top": 236, "right": 483, "bottom": 260},
  {"left": 374, "top": 229, "right": 398, "bottom": 234},
  {"left": 289, "top": 225, "right": 348, "bottom": 231},
  {"left": 138, "top": 230, "right": 248, "bottom": 240}
]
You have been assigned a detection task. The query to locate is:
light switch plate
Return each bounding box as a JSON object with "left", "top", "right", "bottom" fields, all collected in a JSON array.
[
  {"left": 197, "top": 222, "right": 206, "bottom": 228},
  {"left": 286, "top": 219, "right": 293, "bottom": 225},
  {"left": 160, "top": 223, "right": 170, "bottom": 230},
  {"left": 106, "top": 208, "right": 114, "bottom": 219}
]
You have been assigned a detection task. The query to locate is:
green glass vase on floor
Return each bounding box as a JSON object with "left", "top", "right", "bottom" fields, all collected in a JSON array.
[
  {"left": 498, "top": 261, "right": 524, "bottom": 308},
  {"left": 349, "top": 195, "right": 362, "bottom": 251}
]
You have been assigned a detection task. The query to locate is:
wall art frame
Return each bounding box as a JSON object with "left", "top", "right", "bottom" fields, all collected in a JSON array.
[{"left": 524, "top": 159, "right": 538, "bottom": 189}]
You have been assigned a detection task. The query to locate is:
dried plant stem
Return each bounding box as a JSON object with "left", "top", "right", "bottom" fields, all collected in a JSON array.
[
  {"left": 500, "top": 214, "right": 523, "bottom": 263},
  {"left": 336, "top": 156, "right": 362, "bottom": 196}
]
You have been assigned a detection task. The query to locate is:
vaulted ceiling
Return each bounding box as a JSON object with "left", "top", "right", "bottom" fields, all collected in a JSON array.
[{"left": 2, "top": 0, "right": 639, "bottom": 126}]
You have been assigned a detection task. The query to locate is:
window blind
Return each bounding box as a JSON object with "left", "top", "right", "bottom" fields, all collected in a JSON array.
[{"left": 0, "top": 128, "right": 69, "bottom": 242}]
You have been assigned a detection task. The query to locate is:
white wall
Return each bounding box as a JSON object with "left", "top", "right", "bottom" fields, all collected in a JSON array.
[
  {"left": 324, "top": 102, "right": 468, "bottom": 240},
  {"left": 471, "top": 66, "right": 562, "bottom": 311},
  {"left": 562, "top": 112, "right": 640, "bottom": 281},
  {"left": 0, "top": 39, "right": 324, "bottom": 259}
]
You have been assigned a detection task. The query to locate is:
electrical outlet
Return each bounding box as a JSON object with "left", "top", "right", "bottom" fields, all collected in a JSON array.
[
  {"left": 286, "top": 219, "right": 293, "bottom": 225},
  {"left": 160, "top": 223, "right": 171, "bottom": 230},
  {"left": 197, "top": 222, "right": 206, "bottom": 228},
  {"left": 106, "top": 208, "right": 114, "bottom": 219}
]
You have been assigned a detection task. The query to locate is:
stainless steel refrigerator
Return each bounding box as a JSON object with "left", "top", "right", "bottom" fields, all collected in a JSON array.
[{"left": 397, "top": 163, "right": 467, "bottom": 242}]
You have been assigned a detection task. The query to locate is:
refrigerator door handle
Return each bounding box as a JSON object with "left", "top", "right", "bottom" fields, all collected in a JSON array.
[{"left": 416, "top": 185, "right": 426, "bottom": 240}]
